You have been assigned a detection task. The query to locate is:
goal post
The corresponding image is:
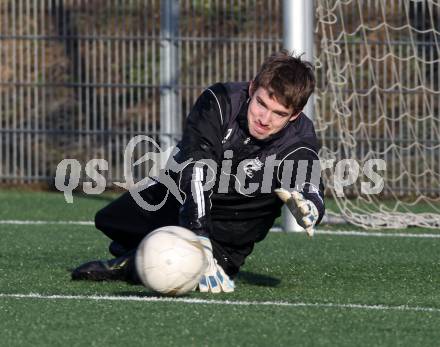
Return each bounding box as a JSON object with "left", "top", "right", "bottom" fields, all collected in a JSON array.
[{"left": 282, "top": 0, "right": 316, "bottom": 232}]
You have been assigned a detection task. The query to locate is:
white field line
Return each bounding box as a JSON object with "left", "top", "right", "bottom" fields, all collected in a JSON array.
[
  {"left": 0, "top": 220, "right": 94, "bottom": 226},
  {"left": 271, "top": 227, "right": 440, "bottom": 238},
  {"left": 1, "top": 293, "right": 439, "bottom": 313},
  {"left": 316, "top": 230, "right": 440, "bottom": 238},
  {"left": 1, "top": 220, "right": 440, "bottom": 238}
]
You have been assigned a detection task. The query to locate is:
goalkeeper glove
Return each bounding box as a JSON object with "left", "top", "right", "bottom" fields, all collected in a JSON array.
[
  {"left": 274, "top": 188, "right": 319, "bottom": 237},
  {"left": 197, "top": 236, "right": 235, "bottom": 293}
]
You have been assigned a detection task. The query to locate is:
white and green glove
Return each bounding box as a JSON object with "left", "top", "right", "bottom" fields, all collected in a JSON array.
[
  {"left": 198, "top": 236, "right": 235, "bottom": 293},
  {"left": 275, "top": 188, "right": 319, "bottom": 237}
]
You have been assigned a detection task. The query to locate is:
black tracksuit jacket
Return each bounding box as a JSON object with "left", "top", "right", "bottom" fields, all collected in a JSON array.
[{"left": 174, "top": 82, "right": 325, "bottom": 246}]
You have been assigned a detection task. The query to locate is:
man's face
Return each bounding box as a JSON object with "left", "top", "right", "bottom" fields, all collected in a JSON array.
[{"left": 247, "top": 85, "right": 300, "bottom": 140}]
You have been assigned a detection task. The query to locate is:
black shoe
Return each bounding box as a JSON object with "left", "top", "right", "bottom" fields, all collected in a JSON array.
[{"left": 71, "top": 252, "right": 140, "bottom": 283}]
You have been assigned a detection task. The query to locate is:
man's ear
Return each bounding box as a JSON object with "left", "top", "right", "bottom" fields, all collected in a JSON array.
[
  {"left": 289, "top": 111, "right": 302, "bottom": 122},
  {"left": 248, "top": 80, "right": 254, "bottom": 97}
]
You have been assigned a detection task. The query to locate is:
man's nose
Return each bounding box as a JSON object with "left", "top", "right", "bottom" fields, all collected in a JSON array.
[{"left": 259, "top": 109, "right": 271, "bottom": 125}]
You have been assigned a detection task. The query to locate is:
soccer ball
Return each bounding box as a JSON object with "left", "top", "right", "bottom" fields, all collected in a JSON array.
[{"left": 135, "top": 226, "right": 207, "bottom": 296}]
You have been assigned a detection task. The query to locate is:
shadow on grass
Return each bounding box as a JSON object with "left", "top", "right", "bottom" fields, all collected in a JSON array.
[
  {"left": 236, "top": 271, "right": 281, "bottom": 287},
  {"left": 73, "top": 191, "right": 118, "bottom": 202},
  {"left": 111, "top": 271, "right": 282, "bottom": 297}
]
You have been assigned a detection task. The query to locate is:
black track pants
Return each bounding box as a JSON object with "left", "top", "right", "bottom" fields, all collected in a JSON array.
[{"left": 94, "top": 182, "right": 254, "bottom": 277}]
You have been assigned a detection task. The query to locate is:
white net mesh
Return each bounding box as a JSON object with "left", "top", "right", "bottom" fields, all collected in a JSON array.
[{"left": 315, "top": 0, "right": 440, "bottom": 228}]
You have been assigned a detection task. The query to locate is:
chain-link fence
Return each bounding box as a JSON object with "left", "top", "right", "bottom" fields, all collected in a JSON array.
[
  {"left": 0, "top": 0, "right": 282, "bottom": 185},
  {"left": 1, "top": 0, "right": 439, "bottom": 200}
]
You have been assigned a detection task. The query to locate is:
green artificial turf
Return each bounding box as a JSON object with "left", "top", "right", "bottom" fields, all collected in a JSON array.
[{"left": 1, "top": 190, "right": 440, "bottom": 346}]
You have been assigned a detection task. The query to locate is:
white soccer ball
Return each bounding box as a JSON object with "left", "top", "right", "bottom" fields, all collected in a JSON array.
[{"left": 135, "top": 226, "right": 207, "bottom": 296}]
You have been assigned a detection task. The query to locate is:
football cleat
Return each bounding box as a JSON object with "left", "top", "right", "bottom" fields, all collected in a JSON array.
[{"left": 71, "top": 252, "right": 140, "bottom": 283}]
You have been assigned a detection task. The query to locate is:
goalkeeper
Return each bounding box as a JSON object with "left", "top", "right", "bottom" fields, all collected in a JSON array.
[{"left": 72, "top": 50, "right": 325, "bottom": 293}]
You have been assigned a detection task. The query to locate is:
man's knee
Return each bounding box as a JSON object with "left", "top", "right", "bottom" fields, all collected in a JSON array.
[
  {"left": 94, "top": 206, "right": 135, "bottom": 248},
  {"left": 94, "top": 208, "right": 108, "bottom": 232}
]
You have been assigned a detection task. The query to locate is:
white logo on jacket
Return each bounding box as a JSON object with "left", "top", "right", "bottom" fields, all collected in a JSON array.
[
  {"left": 222, "top": 128, "right": 233, "bottom": 143},
  {"left": 243, "top": 157, "right": 263, "bottom": 178}
]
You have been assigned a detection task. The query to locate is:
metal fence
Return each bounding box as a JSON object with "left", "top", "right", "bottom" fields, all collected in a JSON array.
[
  {"left": 1, "top": 0, "right": 439, "bottom": 198},
  {"left": 0, "top": 0, "right": 282, "bottom": 186}
]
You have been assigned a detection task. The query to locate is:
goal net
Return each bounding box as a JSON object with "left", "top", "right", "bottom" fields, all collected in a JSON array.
[{"left": 315, "top": 0, "right": 440, "bottom": 228}]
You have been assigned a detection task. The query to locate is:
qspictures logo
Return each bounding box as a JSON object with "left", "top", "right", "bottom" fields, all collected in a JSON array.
[{"left": 55, "top": 135, "right": 386, "bottom": 211}]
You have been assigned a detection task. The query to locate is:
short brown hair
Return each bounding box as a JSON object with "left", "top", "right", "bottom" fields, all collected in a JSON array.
[{"left": 251, "top": 50, "right": 315, "bottom": 113}]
